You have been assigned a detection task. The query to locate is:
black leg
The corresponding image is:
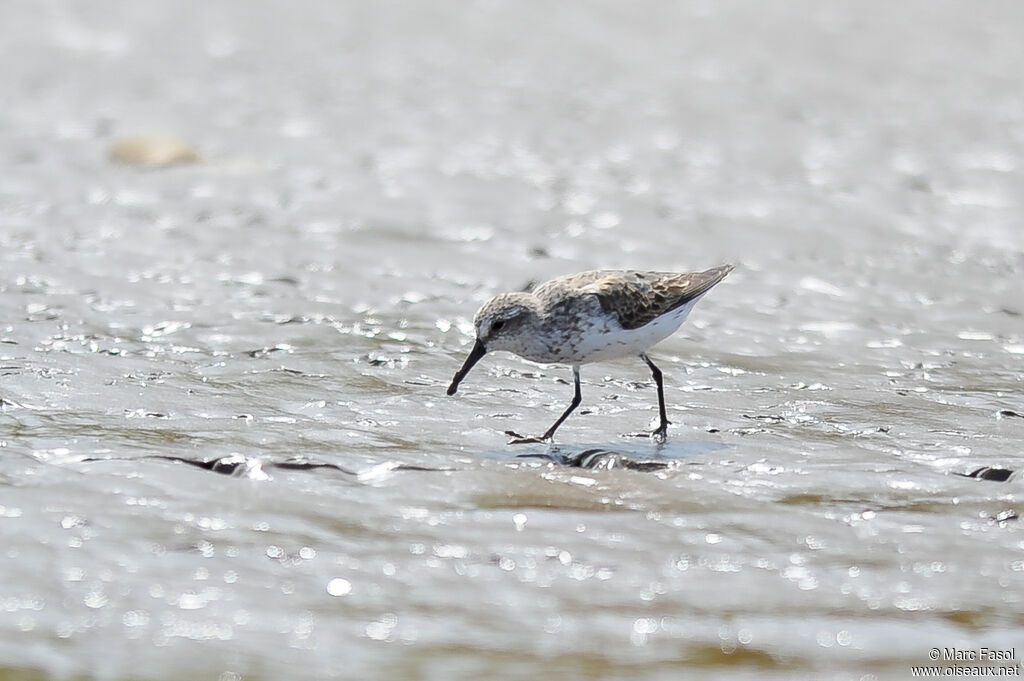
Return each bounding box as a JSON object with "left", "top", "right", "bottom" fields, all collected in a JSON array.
[
  {"left": 507, "top": 367, "right": 582, "bottom": 444},
  {"left": 640, "top": 353, "right": 670, "bottom": 441}
]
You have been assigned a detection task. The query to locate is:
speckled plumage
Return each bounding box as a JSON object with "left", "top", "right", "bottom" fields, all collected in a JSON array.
[
  {"left": 447, "top": 265, "right": 733, "bottom": 443},
  {"left": 559, "top": 266, "right": 734, "bottom": 330}
]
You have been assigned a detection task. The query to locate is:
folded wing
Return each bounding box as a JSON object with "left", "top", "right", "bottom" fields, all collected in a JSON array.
[{"left": 582, "top": 265, "right": 733, "bottom": 330}]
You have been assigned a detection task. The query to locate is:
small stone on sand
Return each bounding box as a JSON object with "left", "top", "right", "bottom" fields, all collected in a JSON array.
[{"left": 108, "top": 134, "right": 200, "bottom": 167}]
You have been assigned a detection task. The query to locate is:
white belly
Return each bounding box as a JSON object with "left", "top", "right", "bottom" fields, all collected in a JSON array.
[{"left": 571, "top": 299, "right": 698, "bottom": 364}]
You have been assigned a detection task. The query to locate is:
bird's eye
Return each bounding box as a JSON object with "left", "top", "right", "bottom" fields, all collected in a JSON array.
[{"left": 492, "top": 320, "right": 506, "bottom": 333}]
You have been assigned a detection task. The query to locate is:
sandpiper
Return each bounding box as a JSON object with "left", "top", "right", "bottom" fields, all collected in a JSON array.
[{"left": 447, "top": 264, "right": 733, "bottom": 443}]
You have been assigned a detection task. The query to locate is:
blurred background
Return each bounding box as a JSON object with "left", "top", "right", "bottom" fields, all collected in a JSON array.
[{"left": 1, "top": 1, "right": 1022, "bottom": 679}]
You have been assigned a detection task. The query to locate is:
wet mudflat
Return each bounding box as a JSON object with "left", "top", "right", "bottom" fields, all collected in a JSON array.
[{"left": 1, "top": 1, "right": 1023, "bottom": 680}]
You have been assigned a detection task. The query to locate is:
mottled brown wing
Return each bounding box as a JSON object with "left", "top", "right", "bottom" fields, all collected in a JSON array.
[
  {"left": 531, "top": 270, "right": 617, "bottom": 300},
  {"left": 585, "top": 265, "right": 733, "bottom": 330}
]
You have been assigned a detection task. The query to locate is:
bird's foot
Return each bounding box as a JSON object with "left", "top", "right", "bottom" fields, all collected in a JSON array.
[
  {"left": 505, "top": 430, "right": 552, "bottom": 445},
  {"left": 651, "top": 423, "right": 669, "bottom": 444},
  {"left": 624, "top": 422, "right": 669, "bottom": 443}
]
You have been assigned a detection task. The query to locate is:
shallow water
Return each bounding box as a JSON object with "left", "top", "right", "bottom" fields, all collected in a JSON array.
[{"left": 2, "top": 1, "right": 1023, "bottom": 679}]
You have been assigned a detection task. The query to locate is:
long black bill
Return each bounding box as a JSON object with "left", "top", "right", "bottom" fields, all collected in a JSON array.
[{"left": 447, "top": 339, "right": 487, "bottom": 395}]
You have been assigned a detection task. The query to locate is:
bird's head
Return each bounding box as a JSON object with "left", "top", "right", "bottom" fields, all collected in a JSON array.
[{"left": 447, "top": 293, "right": 537, "bottom": 395}]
